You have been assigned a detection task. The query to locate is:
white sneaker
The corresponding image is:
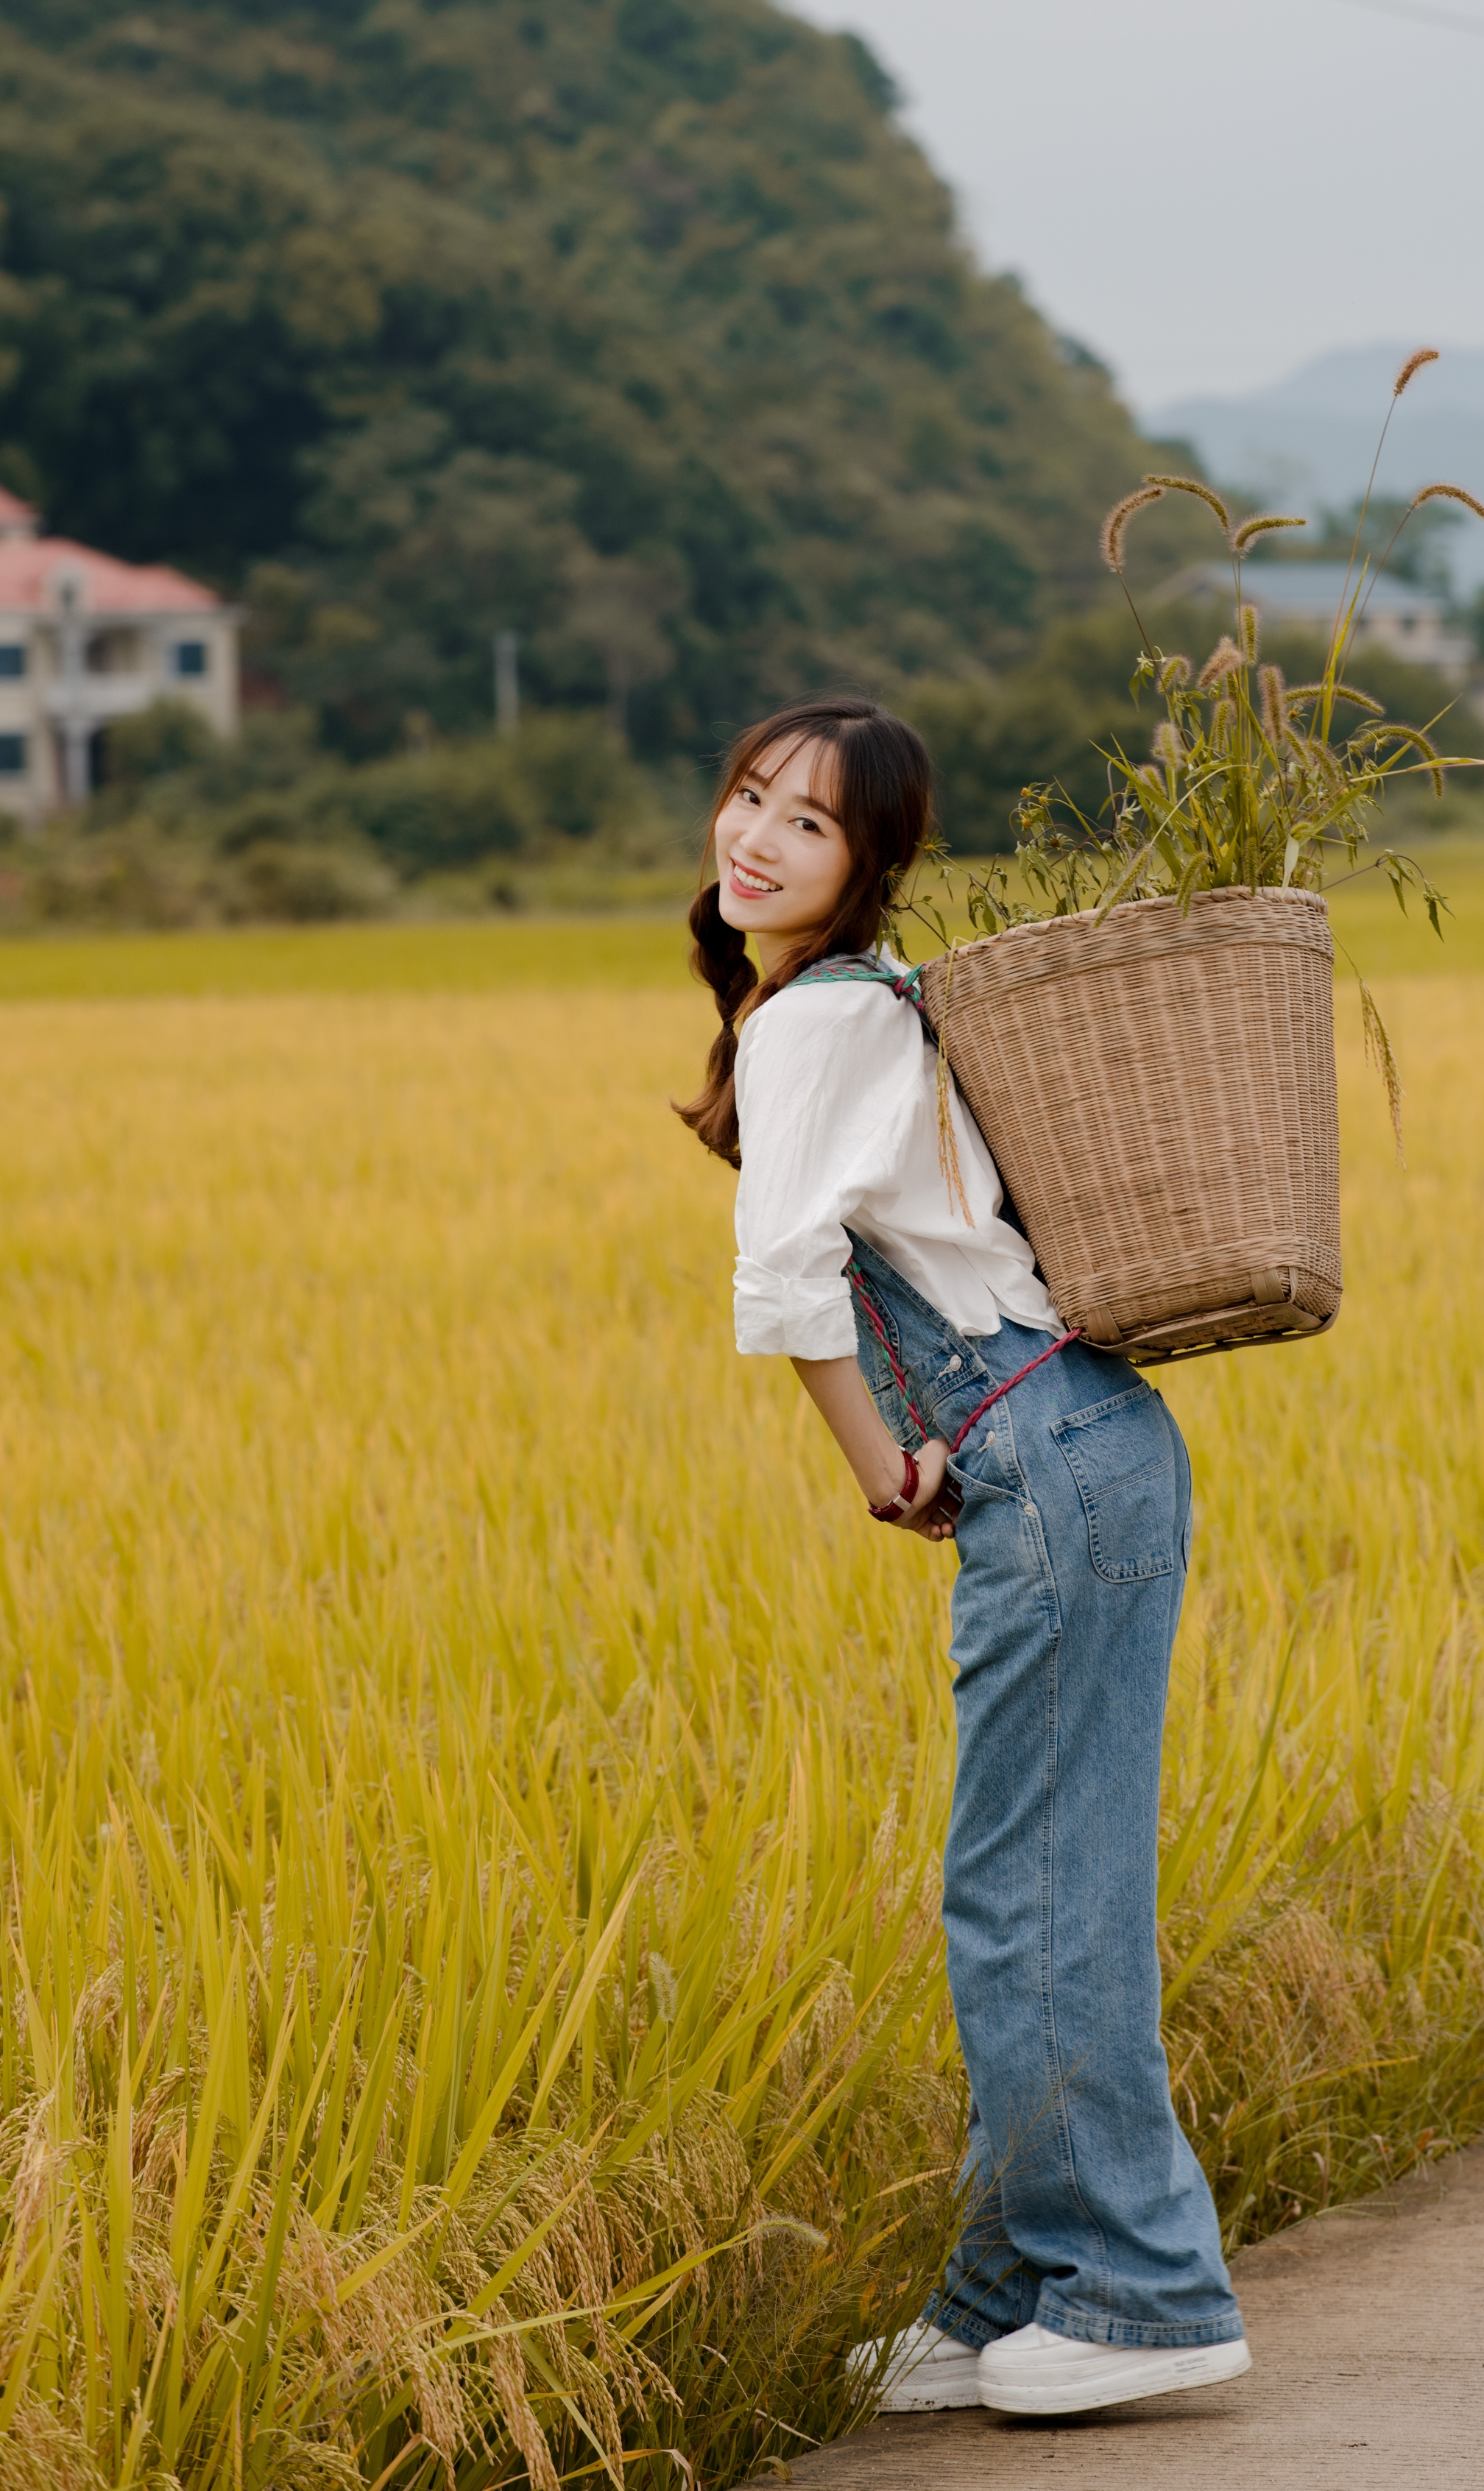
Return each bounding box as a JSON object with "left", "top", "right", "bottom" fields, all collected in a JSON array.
[
  {"left": 846, "top": 2319, "right": 983, "bottom": 2411},
  {"left": 977, "top": 2320, "right": 1252, "bottom": 2415}
]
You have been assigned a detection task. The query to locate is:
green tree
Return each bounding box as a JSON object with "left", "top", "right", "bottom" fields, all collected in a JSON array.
[{"left": 0, "top": 0, "right": 1208, "bottom": 761}]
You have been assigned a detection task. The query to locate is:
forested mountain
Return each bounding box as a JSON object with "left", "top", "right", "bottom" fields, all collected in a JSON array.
[{"left": 0, "top": 0, "right": 1201, "bottom": 761}]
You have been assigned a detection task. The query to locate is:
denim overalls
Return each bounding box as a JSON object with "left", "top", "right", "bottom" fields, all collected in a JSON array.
[{"left": 802, "top": 959, "right": 1243, "bottom": 2350}]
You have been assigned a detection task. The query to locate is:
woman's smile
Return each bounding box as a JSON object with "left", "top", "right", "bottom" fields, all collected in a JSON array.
[{"left": 711, "top": 735, "right": 855, "bottom": 975}]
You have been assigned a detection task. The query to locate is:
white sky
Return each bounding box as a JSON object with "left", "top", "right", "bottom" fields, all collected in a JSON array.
[{"left": 788, "top": 0, "right": 1484, "bottom": 411}]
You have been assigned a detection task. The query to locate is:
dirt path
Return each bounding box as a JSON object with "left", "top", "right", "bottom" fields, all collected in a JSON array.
[{"left": 737, "top": 2142, "right": 1484, "bottom": 2489}]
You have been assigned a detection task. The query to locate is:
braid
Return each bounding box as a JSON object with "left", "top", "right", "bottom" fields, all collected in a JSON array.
[
  {"left": 674, "top": 883, "right": 757, "bottom": 1166},
  {"left": 691, "top": 880, "right": 758, "bottom": 1029}
]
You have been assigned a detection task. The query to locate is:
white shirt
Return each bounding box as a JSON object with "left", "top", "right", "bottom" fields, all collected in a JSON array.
[{"left": 732, "top": 955, "right": 1061, "bottom": 1360}]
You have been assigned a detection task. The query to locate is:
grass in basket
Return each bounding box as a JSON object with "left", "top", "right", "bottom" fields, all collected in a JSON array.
[{"left": 891, "top": 347, "right": 1484, "bottom": 1150}]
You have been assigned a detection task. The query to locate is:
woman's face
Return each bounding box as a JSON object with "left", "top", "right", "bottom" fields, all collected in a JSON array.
[{"left": 713, "top": 737, "right": 853, "bottom": 972}]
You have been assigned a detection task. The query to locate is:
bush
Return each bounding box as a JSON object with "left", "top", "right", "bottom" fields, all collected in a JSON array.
[
  {"left": 102, "top": 699, "right": 219, "bottom": 788},
  {"left": 224, "top": 840, "right": 398, "bottom": 922},
  {"left": 84, "top": 710, "right": 653, "bottom": 876},
  {"left": 506, "top": 711, "right": 626, "bottom": 840},
  {"left": 330, "top": 716, "right": 648, "bottom": 869},
  {"left": 8, "top": 706, "right": 691, "bottom": 926},
  {"left": 332, "top": 744, "right": 535, "bottom": 870},
  {"left": 15, "top": 824, "right": 395, "bottom": 929},
  {"left": 907, "top": 676, "right": 1089, "bottom": 852}
]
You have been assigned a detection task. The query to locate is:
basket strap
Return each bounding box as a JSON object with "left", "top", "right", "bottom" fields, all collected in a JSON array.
[
  {"left": 791, "top": 954, "right": 936, "bottom": 1034},
  {"left": 794, "top": 952, "right": 1045, "bottom": 1271}
]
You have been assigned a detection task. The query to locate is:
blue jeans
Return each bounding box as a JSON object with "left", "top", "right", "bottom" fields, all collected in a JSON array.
[{"left": 848, "top": 1234, "right": 1243, "bottom": 2350}]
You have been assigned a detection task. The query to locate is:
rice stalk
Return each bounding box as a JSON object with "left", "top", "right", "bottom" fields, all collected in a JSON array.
[{"left": 0, "top": 975, "right": 1480, "bottom": 2484}]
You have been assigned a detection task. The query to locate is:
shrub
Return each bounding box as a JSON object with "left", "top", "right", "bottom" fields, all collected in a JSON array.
[
  {"left": 333, "top": 744, "right": 535, "bottom": 869},
  {"left": 103, "top": 697, "right": 219, "bottom": 788},
  {"left": 224, "top": 840, "right": 398, "bottom": 922},
  {"left": 506, "top": 710, "right": 628, "bottom": 841}
]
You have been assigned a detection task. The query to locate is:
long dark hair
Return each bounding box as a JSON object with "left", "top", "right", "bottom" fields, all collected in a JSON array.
[{"left": 676, "top": 698, "right": 933, "bottom": 1167}]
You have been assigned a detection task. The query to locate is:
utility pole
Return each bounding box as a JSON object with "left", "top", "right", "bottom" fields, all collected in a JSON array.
[
  {"left": 55, "top": 570, "right": 93, "bottom": 803},
  {"left": 494, "top": 630, "right": 519, "bottom": 736}
]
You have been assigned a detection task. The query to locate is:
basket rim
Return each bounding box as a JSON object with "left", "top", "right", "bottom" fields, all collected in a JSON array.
[{"left": 918, "top": 883, "right": 1329, "bottom": 967}]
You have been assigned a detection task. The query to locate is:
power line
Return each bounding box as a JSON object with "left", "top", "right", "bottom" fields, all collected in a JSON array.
[{"left": 1340, "top": 0, "right": 1484, "bottom": 37}]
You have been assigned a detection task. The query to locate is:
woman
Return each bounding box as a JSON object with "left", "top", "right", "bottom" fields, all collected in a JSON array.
[{"left": 678, "top": 698, "right": 1250, "bottom": 2418}]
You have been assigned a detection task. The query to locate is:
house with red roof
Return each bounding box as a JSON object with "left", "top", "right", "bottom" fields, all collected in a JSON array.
[{"left": 0, "top": 490, "right": 239, "bottom": 818}]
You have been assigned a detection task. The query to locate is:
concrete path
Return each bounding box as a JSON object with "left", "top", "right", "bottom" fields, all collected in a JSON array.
[{"left": 737, "top": 2143, "right": 1484, "bottom": 2490}]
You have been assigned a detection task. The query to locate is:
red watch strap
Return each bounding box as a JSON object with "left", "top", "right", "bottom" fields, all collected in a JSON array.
[{"left": 867, "top": 1446, "right": 920, "bottom": 1522}]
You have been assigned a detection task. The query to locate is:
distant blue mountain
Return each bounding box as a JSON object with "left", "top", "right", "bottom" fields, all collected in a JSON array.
[{"left": 1147, "top": 345, "right": 1484, "bottom": 592}]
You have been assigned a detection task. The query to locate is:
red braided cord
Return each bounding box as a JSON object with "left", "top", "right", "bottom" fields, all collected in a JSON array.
[
  {"left": 947, "top": 1329, "right": 1082, "bottom": 1454},
  {"left": 847, "top": 1265, "right": 931, "bottom": 1439},
  {"left": 848, "top": 1261, "right": 1082, "bottom": 1454}
]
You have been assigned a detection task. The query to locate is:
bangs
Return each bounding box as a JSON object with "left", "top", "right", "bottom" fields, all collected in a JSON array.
[
  {"left": 717, "top": 722, "right": 849, "bottom": 831},
  {"left": 746, "top": 737, "right": 841, "bottom": 817}
]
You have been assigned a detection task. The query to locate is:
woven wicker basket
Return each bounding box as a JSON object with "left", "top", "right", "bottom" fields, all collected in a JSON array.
[{"left": 917, "top": 886, "right": 1341, "bottom": 1363}]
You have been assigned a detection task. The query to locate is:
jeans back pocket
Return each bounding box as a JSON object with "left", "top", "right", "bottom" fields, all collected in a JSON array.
[{"left": 1050, "top": 1385, "right": 1177, "bottom": 1583}]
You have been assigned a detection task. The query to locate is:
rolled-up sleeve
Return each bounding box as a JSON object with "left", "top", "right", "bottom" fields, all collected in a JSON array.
[
  {"left": 732, "top": 1257, "right": 858, "bottom": 1359},
  {"left": 732, "top": 986, "right": 911, "bottom": 1359}
]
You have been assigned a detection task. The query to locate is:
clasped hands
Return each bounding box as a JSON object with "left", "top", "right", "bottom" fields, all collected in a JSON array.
[{"left": 788, "top": 1354, "right": 964, "bottom": 1547}]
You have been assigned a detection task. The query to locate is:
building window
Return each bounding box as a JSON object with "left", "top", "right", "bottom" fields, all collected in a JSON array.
[
  {"left": 172, "top": 640, "right": 208, "bottom": 678},
  {"left": 0, "top": 733, "right": 27, "bottom": 774},
  {"left": 0, "top": 644, "right": 26, "bottom": 679}
]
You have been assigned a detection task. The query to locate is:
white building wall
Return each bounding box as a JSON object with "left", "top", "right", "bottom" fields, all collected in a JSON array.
[{"left": 0, "top": 605, "right": 240, "bottom": 821}]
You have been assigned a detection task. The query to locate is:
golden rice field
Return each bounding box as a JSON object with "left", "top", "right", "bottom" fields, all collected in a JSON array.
[{"left": 1, "top": 851, "right": 1483, "bottom": 2490}]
